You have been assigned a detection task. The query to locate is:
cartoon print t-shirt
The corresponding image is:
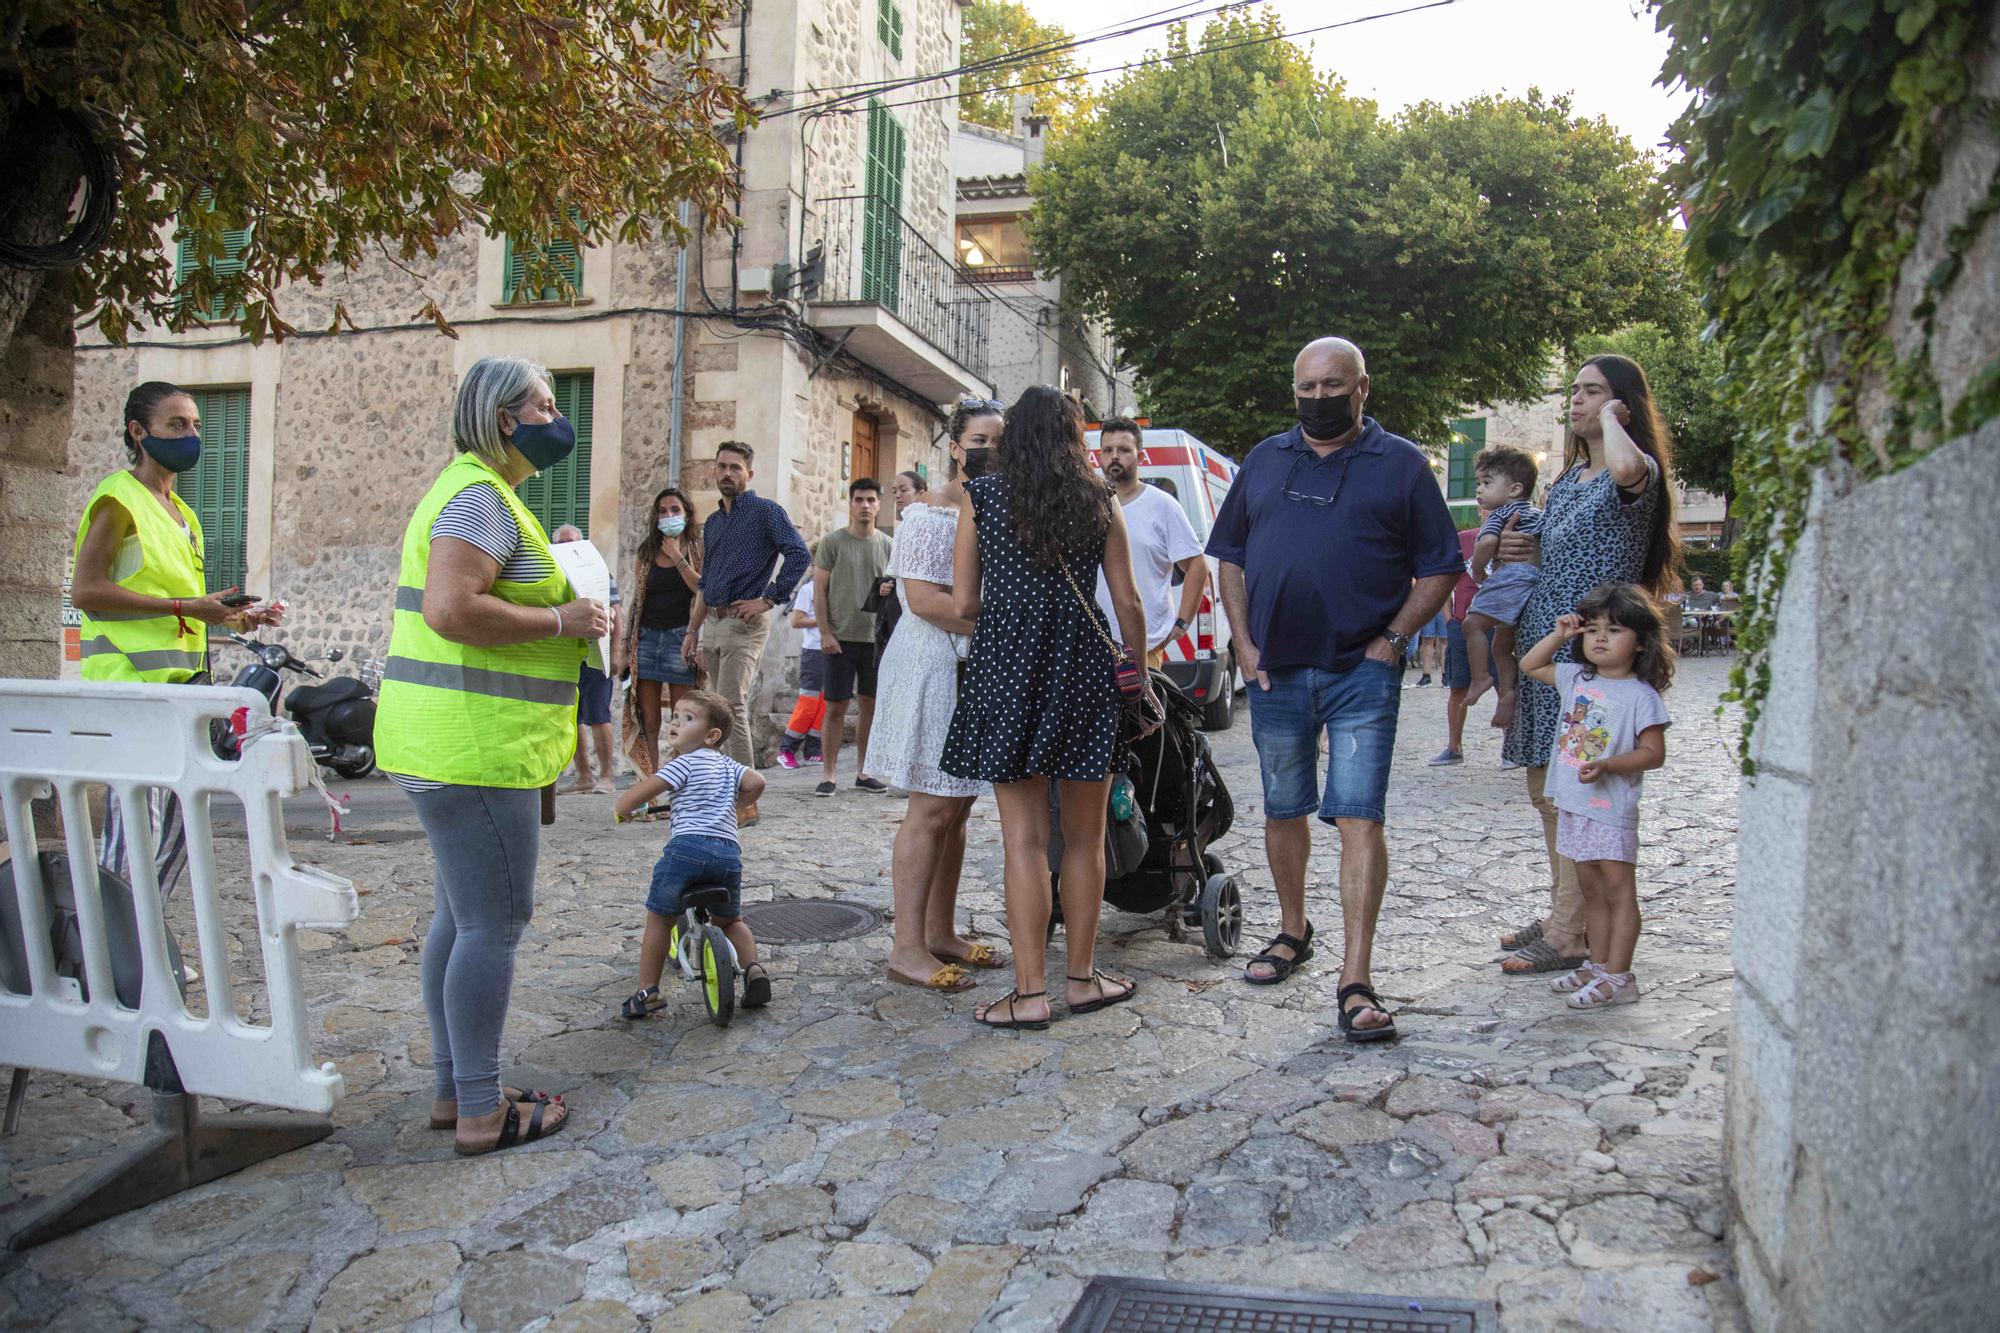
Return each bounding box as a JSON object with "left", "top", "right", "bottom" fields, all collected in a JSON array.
[{"left": 1544, "top": 662, "right": 1670, "bottom": 829}]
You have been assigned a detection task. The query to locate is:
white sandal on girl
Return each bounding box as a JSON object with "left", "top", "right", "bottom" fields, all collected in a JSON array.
[
  {"left": 1550, "top": 961, "right": 1604, "bottom": 995},
  {"left": 1566, "top": 969, "right": 1639, "bottom": 1010}
]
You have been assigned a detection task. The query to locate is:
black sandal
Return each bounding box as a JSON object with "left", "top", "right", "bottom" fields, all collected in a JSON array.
[
  {"left": 620, "top": 986, "right": 665, "bottom": 1020},
  {"left": 1336, "top": 981, "right": 1398, "bottom": 1044},
  {"left": 1245, "top": 922, "right": 1315, "bottom": 986},
  {"left": 455, "top": 1097, "right": 567, "bottom": 1156},
  {"left": 975, "top": 989, "right": 1051, "bottom": 1031},
  {"left": 1067, "top": 970, "right": 1137, "bottom": 1015},
  {"left": 741, "top": 962, "right": 772, "bottom": 1009}
]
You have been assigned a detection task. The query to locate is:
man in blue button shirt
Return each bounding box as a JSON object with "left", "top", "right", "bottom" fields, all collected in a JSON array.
[
  {"left": 1207, "top": 337, "right": 1463, "bottom": 1042},
  {"left": 683, "top": 440, "right": 810, "bottom": 779}
]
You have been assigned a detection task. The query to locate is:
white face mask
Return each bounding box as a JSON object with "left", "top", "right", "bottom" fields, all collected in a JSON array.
[{"left": 657, "top": 515, "right": 686, "bottom": 537}]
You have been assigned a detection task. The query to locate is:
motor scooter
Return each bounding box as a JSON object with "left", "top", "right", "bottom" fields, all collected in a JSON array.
[{"left": 219, "top": 633, "right": 378, "bottom": 778}]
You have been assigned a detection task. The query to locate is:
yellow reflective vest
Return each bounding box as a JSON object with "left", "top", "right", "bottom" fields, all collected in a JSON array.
[
  {"left": 72, "top": 470, "right": 210, "bottom": 683},
  {"left": 375, "top": 452, "right": 583, "bottom": 788}
]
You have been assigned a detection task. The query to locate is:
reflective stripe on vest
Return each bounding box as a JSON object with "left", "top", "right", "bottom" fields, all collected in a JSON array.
[
  {"left": 72, "top": 471, "right": 209, "bottom": 684},
  {"left": 372, "top": 453, "right": 584, "bottom": 788}
]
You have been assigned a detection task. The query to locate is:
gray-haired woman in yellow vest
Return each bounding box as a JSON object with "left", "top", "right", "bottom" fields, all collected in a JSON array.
[
  {"left": 376, "top": 356, "right": 608, "bottom": 1155},
  {"left": 72, "top": 382, "right": 286, "bottom": 896}
]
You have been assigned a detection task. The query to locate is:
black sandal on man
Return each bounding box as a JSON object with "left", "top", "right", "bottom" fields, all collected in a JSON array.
[
  {"left": 455, "top": 1097, "right": 568, "bottom": 1156},
  {"left": 1245, "top": 921, "right": 1315, "bottom": 985},
  {"left": 1067, "top": 970, "right": 1137, "bottom": 1015},
  {"left": 974, "top": 989, "right": 1051, "bottom": 1031},
  {"left": 1336, "top": 981, "right": 1398, "bottom": 1044}
]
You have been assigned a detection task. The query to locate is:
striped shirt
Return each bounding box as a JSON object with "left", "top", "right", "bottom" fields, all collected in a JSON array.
[
  {"left": 698, "top": 490, "right": 810, "bottom": 610},
  {"left": 1478, "top": 499, "right": 1544, "bottom": 540},
  {"left": 386, "top": 483, "right": 558, "bottom": 793},
  {"left": 657, "top": 749, "right": 749, "bottom": 844}
]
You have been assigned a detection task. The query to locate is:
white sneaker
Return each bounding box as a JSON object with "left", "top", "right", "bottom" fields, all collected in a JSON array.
[{"left": 1566, "top": 969, "right": 1639, "bottom": 1010}]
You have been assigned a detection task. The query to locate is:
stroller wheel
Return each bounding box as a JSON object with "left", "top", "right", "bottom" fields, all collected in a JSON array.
[{"left": 1200, "top": 874, "right": 1243, "bottom": 959}]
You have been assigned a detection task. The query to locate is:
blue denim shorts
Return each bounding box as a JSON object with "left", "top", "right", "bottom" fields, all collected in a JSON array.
[
  {"left": 644, "top": 834, "right": 743, "bottom": 919},
  {"left": 636, "top": 624, "right": 699, "bottom": 685},
  {"left": 1466, "top": 563, "right": 1538, "bottom": 626},
  {"left": 1247, "top": 658, "right": 1403, "bottom": 824}
]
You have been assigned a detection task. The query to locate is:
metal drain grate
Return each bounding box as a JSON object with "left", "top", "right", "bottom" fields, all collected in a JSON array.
[
  {"left": 1061, "top": 1278, "right": 1494, "bottom": 1333},
  {"left": 738, "top": 898, "right": 884, "bottom": 944}
]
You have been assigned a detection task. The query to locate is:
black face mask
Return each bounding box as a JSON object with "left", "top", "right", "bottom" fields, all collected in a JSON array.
[
  {"left": 959, "top": 447, "right": 995, "bottom": 479},
  {"left": 1296, "top": 392, "right": 1357, "bottom": 441}
]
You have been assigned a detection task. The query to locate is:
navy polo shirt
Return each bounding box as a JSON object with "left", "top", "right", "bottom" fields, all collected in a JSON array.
[{"left": 1206, "top": 420, "right": 1465, "bottom": 672}]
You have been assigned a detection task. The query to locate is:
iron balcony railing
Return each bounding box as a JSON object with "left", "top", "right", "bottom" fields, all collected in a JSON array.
[{"left": 809, "top": 194, "right": 990, "bottom": 381}]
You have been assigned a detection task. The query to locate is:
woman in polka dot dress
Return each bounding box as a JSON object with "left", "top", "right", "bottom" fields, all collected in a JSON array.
[{"left": 941, "top": 386, "right": 1161, "bottom": 1029}]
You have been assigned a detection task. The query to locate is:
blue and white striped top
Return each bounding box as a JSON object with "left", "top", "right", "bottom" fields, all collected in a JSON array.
[{"left": 657, "top": 748, "right": 749, "bottom": 844}]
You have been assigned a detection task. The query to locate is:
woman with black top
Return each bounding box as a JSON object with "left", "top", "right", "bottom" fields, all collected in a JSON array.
[
  {"left": 615, "top": 487, "right": 703, "bottom": 773},
  {"left": 941, "top": 386, "right": 1161, "bottom": 1029}
]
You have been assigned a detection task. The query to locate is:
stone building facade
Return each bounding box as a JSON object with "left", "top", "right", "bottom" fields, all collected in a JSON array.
[
  {"left": 1726, "top": 27, "right": 2000, "bottom": 1329},
  {"left": 54, "top": 0, "right": 992, "bottom": 758},
  {"left": 952, "top": 103, "right": 1123, "bottom": 415}
]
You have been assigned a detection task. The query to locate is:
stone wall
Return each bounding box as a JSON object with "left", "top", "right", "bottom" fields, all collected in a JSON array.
[
  {"left": 1726, "top": 30, "right": 2000, "bottom": 1330},
  {"left": 0, "top": 277, "right": 77, "bottom": 679}
]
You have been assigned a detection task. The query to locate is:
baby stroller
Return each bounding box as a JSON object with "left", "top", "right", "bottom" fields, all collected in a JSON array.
[{"left": 1049, "top": 670, "right": 1242, "bottom": 957}]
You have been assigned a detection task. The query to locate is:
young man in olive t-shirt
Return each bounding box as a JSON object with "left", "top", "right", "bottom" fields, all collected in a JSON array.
[{"left": 811, "top": 478, "right": 894, "bottom": 794}]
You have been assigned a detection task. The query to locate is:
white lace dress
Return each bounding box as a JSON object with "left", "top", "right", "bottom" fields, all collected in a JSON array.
[{"left": 865, "top": 502, "right": 982, "bottom": 798}]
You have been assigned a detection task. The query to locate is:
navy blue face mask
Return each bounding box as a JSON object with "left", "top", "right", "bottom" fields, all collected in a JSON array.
[
  {"left": 508, "top": 415, "right": 577, "bottom": 471},
  {"left": 141, "top": 433, "right": 203, "bottom": 473}
]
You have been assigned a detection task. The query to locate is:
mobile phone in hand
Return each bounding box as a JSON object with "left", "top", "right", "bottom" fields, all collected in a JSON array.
[{"left": 220, "top": 592, "right": 262, "bottom": 608}]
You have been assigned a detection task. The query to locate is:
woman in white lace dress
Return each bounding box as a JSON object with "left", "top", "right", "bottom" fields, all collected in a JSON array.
[{"left": 869, "top": 400, "right": 1011, "bottom": 990}]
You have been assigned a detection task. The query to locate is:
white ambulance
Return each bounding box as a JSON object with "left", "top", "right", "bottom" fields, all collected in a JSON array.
[{"left": 1084, "top": 426, "right": 1243, "bottom": 730}]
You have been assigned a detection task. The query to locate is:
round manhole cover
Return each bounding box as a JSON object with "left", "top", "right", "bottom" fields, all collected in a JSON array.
[{"left": 738, "top": 898, "right": 883, "bottom": 944}]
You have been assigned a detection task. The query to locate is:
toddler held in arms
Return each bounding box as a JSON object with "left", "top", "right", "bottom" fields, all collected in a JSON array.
[
  {"left": 1519, "top": 583, "right": 1672, "bottom": 1011},
  {"left": 1462, "top": 445, "right": 1545, "bottom": 729},
  {"left": 614, "top": 690, "right": 771, "bottom": 1015}
]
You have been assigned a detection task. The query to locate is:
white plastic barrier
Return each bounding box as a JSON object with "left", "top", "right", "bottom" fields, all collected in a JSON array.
[{"left": 0, "top": 680, "right": 357, "bottom": 1113}]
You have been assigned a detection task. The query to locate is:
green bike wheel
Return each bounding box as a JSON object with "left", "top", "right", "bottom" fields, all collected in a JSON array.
[{"left": 702, "top": 925, "right": 735, "bottom": 1027}]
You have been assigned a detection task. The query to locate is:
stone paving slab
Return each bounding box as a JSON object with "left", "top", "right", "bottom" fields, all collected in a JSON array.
[{"left": 0, "top": 657, "right": 1747, "bottom": 1331}]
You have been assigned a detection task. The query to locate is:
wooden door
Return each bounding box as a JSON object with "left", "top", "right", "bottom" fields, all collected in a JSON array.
[{"left": 851, "top": 412, "right": 878, "bottom": 483}]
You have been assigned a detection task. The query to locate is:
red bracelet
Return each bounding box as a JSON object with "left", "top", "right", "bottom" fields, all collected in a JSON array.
[{"left": 171, "top": 598, "right": 194, "bottom": 638}]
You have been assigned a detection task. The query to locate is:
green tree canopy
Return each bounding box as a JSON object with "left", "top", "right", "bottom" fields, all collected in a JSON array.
[
  {"left": 959, "top": 1, "right": 1094, "bottom": 136},
  {"left": 1, "top": 0, "right": 752, "bottom": 347},
  {"left": 1029, "top": 12, "right": 1685, "bottom": 453}
]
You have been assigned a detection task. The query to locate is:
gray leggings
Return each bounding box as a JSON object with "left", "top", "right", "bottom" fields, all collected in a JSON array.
[{"left": 406, "top": 783, "right": 540, "bottom": 1116}]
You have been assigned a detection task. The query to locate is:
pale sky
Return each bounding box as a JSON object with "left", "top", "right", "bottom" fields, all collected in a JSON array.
[{"left": 1018, "top": 0, "right": 1687, "bottom": 156}]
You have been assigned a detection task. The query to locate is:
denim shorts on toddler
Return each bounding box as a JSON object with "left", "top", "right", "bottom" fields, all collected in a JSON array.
[
  {"left": 1466, "top": 562, "right": 1539, "bottom": 626},
  {"left": 645, "top": 833, "right": 744, "bottom": 918}
]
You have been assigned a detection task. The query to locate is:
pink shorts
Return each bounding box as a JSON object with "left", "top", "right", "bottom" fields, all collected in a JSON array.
[{"left": 1557, "top": 810, "right": 1638, "bottom": 864}]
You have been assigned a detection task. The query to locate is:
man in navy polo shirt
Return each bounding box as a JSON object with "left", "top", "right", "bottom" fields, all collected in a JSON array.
[{"left": 1208, "top": 337, "right": 1462, "bottom": 1042}]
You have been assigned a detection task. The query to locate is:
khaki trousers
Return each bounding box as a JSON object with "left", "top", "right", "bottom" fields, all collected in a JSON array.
[
  {"left": 1525, "top": 765, "right": 1587, "bottom": 949},
  {"left": 698, "top": 611, "right": 770, "bottom": 769}
]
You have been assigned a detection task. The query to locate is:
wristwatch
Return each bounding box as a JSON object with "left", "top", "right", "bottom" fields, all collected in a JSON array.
[{"left": 1383, "top": 630, "right": 1414, "bottom": 658}]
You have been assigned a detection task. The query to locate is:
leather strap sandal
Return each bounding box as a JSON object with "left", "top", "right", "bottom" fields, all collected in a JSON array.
[
  {"left": 429, "top": 1088, "right": 561, "bottom": 1130},
  {"left": 741, "top": 962, "right": 773, "bottom": 1009},
  {"left": 939, "top": 942, "right": 1009, "bottom": 970},
  {"left": 1337, "top": 982, "right": 1398, "bottom": 1044},
  {"left": 1245, "top": 922, "right": 1315, "bottom": 985},
  {"left": 620, "top": 986, "right": 666, "bottom": 1020},
  {"left": 889, "top": 964, "right": 976, "bottom": 993},
  {"left": 974, "top": 989, "right": 1051, "bottom": 1031},
  {"left": 1067, "top": 970, "right": 1137, "bottom": 1015},
  {"left": 455, "top": 1097, "right": 567, "bottom": 1156}
]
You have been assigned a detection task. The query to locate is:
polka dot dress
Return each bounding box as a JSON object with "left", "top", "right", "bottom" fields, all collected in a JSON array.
[{"left": 941, "top": 474, "right": 1119, "bottom": 783}]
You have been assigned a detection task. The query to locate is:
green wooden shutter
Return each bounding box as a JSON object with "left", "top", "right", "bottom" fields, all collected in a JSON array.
[
  {"left": 1447, "top": 417, "right": 1485, "bottom": 500},
  {"left": 878, "top": 0, "right": 903, "bottom": 59},
  {"left": 175, "top": 388, "right": 251, "bottom": 592},
  {"left": 516, "top": 372, "right": 595, "bottom": 537},
  {"left": 862, "top": 100, "right": 906, "bottom": 311},
  {"left": 502, "top": 220, "right": 584, "bottom": 303},
  {"left": 174, "top": 200, "right": 252, "bottom": 322}
]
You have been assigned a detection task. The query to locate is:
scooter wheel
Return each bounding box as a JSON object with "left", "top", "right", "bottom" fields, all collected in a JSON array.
[{"left": 334, "top": 753, "right": 375, "bottom": 780}]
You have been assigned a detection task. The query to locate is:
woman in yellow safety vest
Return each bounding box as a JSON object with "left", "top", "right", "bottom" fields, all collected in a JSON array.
[
  {"left": 376, "top": 356, "right": 607, "bottom": 1156},
  {"left": 72, "top": 381, "right": 285, "bottom": 896}
]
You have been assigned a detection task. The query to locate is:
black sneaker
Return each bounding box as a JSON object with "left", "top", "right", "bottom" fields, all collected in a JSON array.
[
  {"left": 1416, "top": 673, "right": 1433, "bottom": 687},
  {"left": 815, "top": 781, "right": 837, "bottom": 797},
  {"left": 855, "top": 776, "right": 887, "bottom": 793}
]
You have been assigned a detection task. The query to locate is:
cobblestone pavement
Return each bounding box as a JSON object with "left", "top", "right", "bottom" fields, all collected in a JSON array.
[{"left": 1, "top": 656, "right": 1746, "bottom": 1332}]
